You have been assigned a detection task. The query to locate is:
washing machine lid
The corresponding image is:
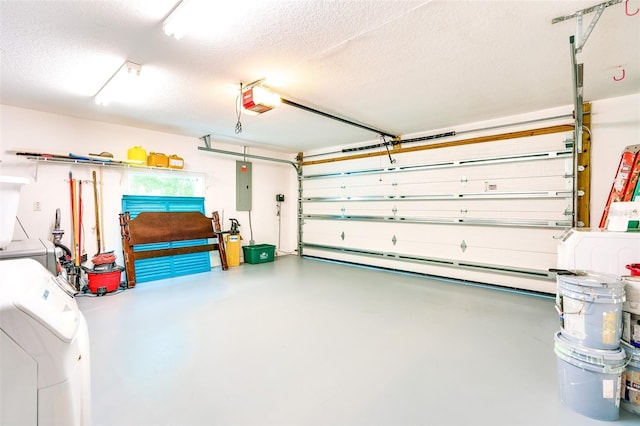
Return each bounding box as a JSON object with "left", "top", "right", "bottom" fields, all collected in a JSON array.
[{"left": 0, "top": 258, "right": 79, "bottom": 343}]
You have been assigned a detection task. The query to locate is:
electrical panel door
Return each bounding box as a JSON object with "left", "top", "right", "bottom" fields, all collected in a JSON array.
[{"left": 236, "top": 161, "right": 252, "bottom": 211}]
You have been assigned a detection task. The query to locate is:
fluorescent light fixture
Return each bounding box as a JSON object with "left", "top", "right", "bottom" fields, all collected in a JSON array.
[
  {"left": 163, "top": 0, "right": 245, "bottom": 40},
  {"left": 94, "top": 61, "right": 142, "bottom": 106},
  {"left": 242, "top": 85, "right": 281, "bottom": 114},
  {"left": 163, "top": 0, "right": 189, "bottom": 40}
]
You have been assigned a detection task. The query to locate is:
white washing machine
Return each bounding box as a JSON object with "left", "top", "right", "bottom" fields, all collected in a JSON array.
[
  {"left": 0, "top": 238, "right": 58, "bottom": 276},
  {"left": 0, "top": 258, "right": 90, "bottom": 425}
]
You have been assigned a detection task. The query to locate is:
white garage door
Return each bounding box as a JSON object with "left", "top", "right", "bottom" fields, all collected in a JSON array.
[{"left": 300, "top": 124, "right": 580, "bottom": 294}]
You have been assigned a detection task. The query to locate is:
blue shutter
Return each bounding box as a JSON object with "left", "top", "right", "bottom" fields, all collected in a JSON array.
[{"left": 121, "top": 196, "right": 211, "bottom": 283}]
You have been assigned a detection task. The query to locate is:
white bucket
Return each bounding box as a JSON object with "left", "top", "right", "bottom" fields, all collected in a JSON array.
[
  {"left": 621, "top": 341, "right": 640, "bottom": 415},
  {"left": 554, "top": 331, "right": 626, "bottom": 421},
  {"left": 556, "top": 271, "right": 626, "bottom": 350},
  {"left": 0, "top": 176, "right": 29, "bottom": 250},
  {"left": 625, "top": 278, "right": 640, "bottom": 304},
  {"left": 625, "top": 302, "right": 640, "bottom": 316},
  {"left": 623, "top": 311, "right": 640, "bottom": 347}
]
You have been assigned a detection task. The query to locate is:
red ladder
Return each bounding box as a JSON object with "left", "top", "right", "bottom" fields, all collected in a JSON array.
[{"left": 599, "top": 144, "right": 640, "bottom": 228}]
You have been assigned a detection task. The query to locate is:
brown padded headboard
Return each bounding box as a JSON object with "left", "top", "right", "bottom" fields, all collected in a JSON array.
[
  {"left": 126, "top": 212, "right": 216, "bottom": 245},
  {"left": 119, "top": 211, "right": 227, "bottom": 288}
]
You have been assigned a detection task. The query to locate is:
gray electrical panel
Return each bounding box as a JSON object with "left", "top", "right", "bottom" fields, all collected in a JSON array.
[{"left": 236, "top": 161, "right": 252, "bottom": 211}]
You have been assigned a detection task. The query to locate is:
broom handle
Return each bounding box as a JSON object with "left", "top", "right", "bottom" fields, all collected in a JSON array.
[
  {"left": 99, "top": 168, "right": 105, "bottom": 249},
  {"left": 92, "top": 171, "right": 101, "bottom": 255},
  {"left": 78, "top": 179, "right": 83, "bottom": 263},
  {"left": 70, "top": 173, "right": 79, "bottom": 267}
]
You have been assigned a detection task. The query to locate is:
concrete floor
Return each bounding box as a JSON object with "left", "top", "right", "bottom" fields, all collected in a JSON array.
[{"left": 78, "top": 255, "right": 638, "bottom": 425}]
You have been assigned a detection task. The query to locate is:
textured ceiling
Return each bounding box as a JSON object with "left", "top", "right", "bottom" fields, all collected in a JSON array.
[{"left": 1, "top": 0, "right": 638, "bottom": 153}]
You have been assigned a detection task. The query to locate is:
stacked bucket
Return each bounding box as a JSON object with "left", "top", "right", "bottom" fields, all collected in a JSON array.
[
  {"left": 554, "top": 271, "right": 627, "bottom": 421},
  {"left": 622, "top": 275, "right": 640, "bottom": 415}
]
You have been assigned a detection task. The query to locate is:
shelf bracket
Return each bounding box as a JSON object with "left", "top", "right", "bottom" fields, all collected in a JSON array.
[
  {"left": 551, "top": 0, "right": 621, "bottom": 25},
  {"left": 199, "top": 134, "right": 211, "bottom": 149}
]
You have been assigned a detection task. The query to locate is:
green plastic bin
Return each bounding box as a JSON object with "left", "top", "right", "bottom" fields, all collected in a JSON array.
[{"left": 242, "top": 244, "right": 276, "bottom": 264}]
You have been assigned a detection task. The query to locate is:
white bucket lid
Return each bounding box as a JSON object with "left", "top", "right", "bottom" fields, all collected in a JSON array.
[
  {"left": 558, "top": 270, "right": 625, "bottom": 288},
  {"left": 554, "top": 331, "right": 627, "bottom": 374},
  {"left": 558, "top": 285, "right": 626, "bottom": 304},
  {"left": 558, "top": 280, "right": 626, "bottom": 305}
]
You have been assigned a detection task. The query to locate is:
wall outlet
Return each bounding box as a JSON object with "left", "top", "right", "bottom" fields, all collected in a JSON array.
[{"left": 33, "top": 201, "right": 41, "bottom": 211}]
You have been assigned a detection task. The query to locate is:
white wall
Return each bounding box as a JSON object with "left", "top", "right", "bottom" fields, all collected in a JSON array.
[{"left": 0, "top": 105, "right": 299, "bottom": 267}]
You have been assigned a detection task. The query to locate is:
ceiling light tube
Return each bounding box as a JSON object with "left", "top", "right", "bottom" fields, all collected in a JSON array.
[
  {"left": 163, "top": 0, "right": 189, "bottom": 40},
  {"left": 94, "top": 61, "right": 142, "bottom": 106}
]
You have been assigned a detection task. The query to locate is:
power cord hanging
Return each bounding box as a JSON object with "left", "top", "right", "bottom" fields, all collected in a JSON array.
[
  {"left": 235, "top": 82, "right": 243, "bottom": 134},
  {"left": 248, "top": 210, "right": 254, "bottom": 245}
]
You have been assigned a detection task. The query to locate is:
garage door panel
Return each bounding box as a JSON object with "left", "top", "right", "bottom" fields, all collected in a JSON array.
[
  {"left": 304, "top": 180, "right": 571, "bottom": 200},
  {"left": 389, "top": 158, "right": 568, "bottom": 184},
  {"left": 394, "top": 175, "right": 569, "bottom": 195},
  {"left": 303, "top": 197, "right": 571, "bottom": 223},
  {"left": 303, "top": 152, "right": 571, "bottom": 197},
  {"left": 301, "top": 247, "right": 556, "bottom": 294},
  {"left": 390, "top": 222, "right": 560, "bottom": 253},
  {"left": 303, "top": 227, "right": 556, "bottom": 274},
  {"left": 396, "top": 199, "right": 570, "bottom": 221},
  {"left": 303, "top": 220, "right": 559, "bottom": 256}
]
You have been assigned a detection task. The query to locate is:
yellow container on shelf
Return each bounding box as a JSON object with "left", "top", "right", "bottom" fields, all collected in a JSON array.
[
  {"left": 127, "top": 146, "right": 147, "bottom": 165},
  {"left": 226, "top": 234, "right": 241, "bottom": 267},
  {"left": 168, "top": 154, "right": 184, "bottom": 169},
  {"left": 147, "top": 152, "right": 169, "bottom": 168}
]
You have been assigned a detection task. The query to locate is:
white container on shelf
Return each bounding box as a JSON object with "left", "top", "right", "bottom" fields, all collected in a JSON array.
[{"left": 557, "top": 229, "right": 640, "bottom": 277}]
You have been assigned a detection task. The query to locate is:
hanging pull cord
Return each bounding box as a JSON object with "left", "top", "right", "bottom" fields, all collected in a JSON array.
[
  {"left": 382, "top": 135, "right": 396, "bottom": 164},
  {"left": 235, "top": 82, "right": 243, "bottom": 134}
]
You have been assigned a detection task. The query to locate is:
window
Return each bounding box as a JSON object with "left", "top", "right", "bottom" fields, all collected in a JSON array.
[{"left": 124, "top": 170, "right": 205, "bottom": 197}]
